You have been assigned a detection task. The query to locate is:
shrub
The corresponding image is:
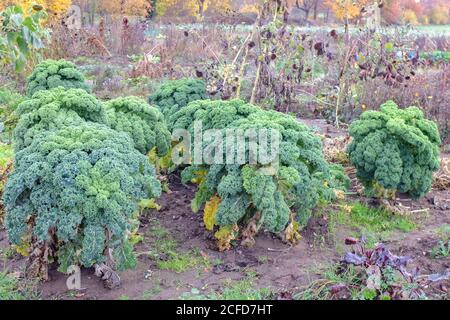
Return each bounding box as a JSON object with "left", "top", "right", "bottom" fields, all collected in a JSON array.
[
  {"left": 105, "top": 96, "right": 171, "bottom": 155},
  {"left": 148, "top": 79, "right": 207, "bottom": 122},
  {"left": 171, "top": 99, "right": 342, "bottom": 245},
  {"left": 347, "top": 100, "right": 441, "bottom": 198},
  {"left": 26, "top": 59, "right": 90, "bottom": 96},
  {"left": 13, "top": 87, "right": 106, "bottom": 151},
  {"left": 3, "top": 123, "right": 161, "bottom": 272},
  {"left": 0, "top": 5, "right": 50, "bottom": 73}
]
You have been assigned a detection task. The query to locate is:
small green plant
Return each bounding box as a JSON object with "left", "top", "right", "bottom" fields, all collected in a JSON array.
[
  {"left": 215, "top": 277, "right": 272, "bottom": 300},
  {"left": 330, "top": 202, "right": 416, "bottom": 247},
  {"left": 257, "top": 255, "right": 269, "bottom": 264},
  {"left": 430, "top": 240, "right": 449, "bottom": 259},
  {"left": 295, "top": 264, "right": 363, "bottom": 300},
  {"left": 142, "top": 284, "right": 163, "bottom": 299},
  {"left": 147, "top": 223, "right": 212, "bottom": 273},
  {"left": 180, "top": 276, "right": 273, "bottom": 300},
  {"left": 348, "top": 100, "right": 441, "bottom": 199},
  {"left": 180, "top": 287, "right": 209, "bottom": 300},
  {"left": 0, "top": 143, "right": 13, "bottom": 169},
  {"left": 0, "top": 271, "right": 39, "bottom": 300},
  {"left": 0, "top": 143, "right": 13, "bottom": 223},
  {"left": 436, "top": 224, "right": 450, "bottom": 240},
  {"left": 0, "top": 88, "right": 24, "bottom": 140},
  {"left": 295, "top": 238, "right": 445, "bottom": 300}
]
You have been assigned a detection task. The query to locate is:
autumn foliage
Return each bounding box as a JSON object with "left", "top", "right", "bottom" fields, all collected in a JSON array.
[
  {"left": 99, "top": 0, "right": 152, "bottom": 17},
  {"left": 0, "top": 0, "right": 71, "bottom": 19},
  {"left": 325, "top": 0, "right": 369, "bottom": 21}
]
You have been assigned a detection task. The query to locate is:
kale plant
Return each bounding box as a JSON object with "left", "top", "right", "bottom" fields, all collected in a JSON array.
[
  {"left": 347, "top": 100, "right": 441, "bottom": 198},
  {"left": 171, "top": 99, "right": 344, "bottom": 248},
  {"left": 26, "top": 59, "right": 90, "bottom": 96},
  {"left": 3, "top": 124, "right": 161, "bottom": 273},
  {"left": 105, "top": 96, "right": 171, "bottom": 155},
  {"left": 148, "top": 78, "right": 207, "bottom": 122},
  {"left": 13, "top": 87, "right": 107, "bottom": 151}
]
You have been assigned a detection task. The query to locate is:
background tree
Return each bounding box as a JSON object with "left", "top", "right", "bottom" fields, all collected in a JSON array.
[
  {"left": 325, "top": 0, "right": 370, "bottom": 34},
  {"left": 381, "top": 0, "right": 402, "bottom": 24},
  {"left": 403, "top": 8, "right": 418, "bottom": 25},
  {"left": 294, "top": 0, "right": 322, "bottom": 23},
  {"left": 99, "top": 0, "right": 152, "bottom": 17},
  {"left": 155, "top": 0, "right": 231, "bottom": 19},
  {"left": 402, "top": 0, "right": 425, "bottom": 23},
  {"left": 0, "top": 0, "right": 71, "bottom": 20},
  {"left": 428, "top": 2, "right": 449, "bottom": 24}
]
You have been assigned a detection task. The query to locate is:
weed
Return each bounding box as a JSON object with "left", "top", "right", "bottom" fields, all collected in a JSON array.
[
  {"left": 430, "top": 240, "right": 449, "bottom": 259},
  {"left": 257, "top": 255, "right": 268, "bottom": 264},
  {"left": 142, "top": 285, "right": 163, "bottom": 299},
  {"left": 435, "top": 224, "right": 450, "bottom": 240},
  {"left": 148, "top": 222, "right": 216, "bottom": 273},
  {"left": 156, "top": 253, "right": 196, "bottom": 273},
  {"left": 215, "top": 277, "right": 272, "bottom": 300},
  {"left": 330, "top": 202, "right": 416, "bottom": 247},
  {"left": 295, "top": 264, "right": 363, "bottom": 300},
  {"left": 180, "top": 275, "right": 272, "bottom": 300},
  {"left": 0, "top": 271, "right": 39, "bottom": 300}
]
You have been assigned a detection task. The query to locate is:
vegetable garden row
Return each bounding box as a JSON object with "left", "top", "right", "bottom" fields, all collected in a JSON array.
[{"left": 2, "top": 58, "right": 442, "bottom": 286}]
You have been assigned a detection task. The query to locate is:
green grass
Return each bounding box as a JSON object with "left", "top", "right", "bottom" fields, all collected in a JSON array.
[
  {"left": 435, "top": 224, "right": 450, "bottom": 240},
  {"left": 148, "top": 222, "right": 216, "bottom": 273},
  {"left": 430, "top": 240, "right": 449, "bottom": 259},
  {"left": 0, "top": 271, "right": 39, "bottom": 300},
  {"left": 294, "top": 264, "right": 363, "bottom": 300},
  {"left": 0, "top": 143, "right": 13, "bottom": 168},
  {"left": 330, "top": 202, "right": 416, "bottom": 247},
  {"left": 156, "top": 252, "right": 198, "bottom": 273},
  {"left": 295, "top": 263, "right": 411, "bottom": 300},
  {"left": 180, "top": 275, "right": 273, "bottom": 300},
  {"left": 142, "top": 284, "right": 163, "bottom": 299},
  {"left": 214, "top": 277, "right": 272, "bottom": 300}
]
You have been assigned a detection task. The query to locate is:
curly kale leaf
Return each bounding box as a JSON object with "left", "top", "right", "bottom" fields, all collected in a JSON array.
[
  {"left": 4, "top": 124, "right": 161, "bottom": 270},
  {"left": 149, "top": 78, "right": 207, "bottom": 121},
  {"left": 348, "top": 100, "right": 441, "bottom": 198},
  {"left": 105, "top": 96, "right": 171, "bottom": 155},
  {"left": 169, "top": 99, "right": 261, "bottom": 133},
  {"left": 26, "top": 59, "right": 90, "bottom": 96},
  {"left": 13, "top": 87, "right": 107, "bottom": 152}
]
